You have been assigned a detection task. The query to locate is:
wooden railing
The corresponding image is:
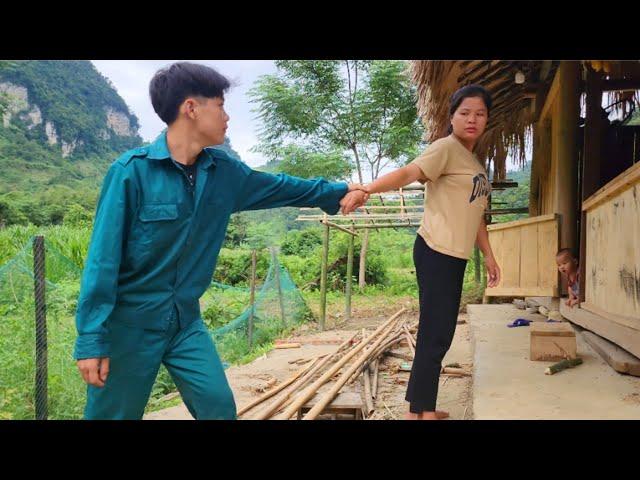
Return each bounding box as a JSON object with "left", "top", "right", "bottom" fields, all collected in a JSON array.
[{"left": 484, "top": 214, "right": 560, "bottom": 297}]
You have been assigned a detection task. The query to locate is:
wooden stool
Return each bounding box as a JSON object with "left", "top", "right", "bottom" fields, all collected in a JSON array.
[{"left": 297, "top": 391, "right": 364, "bottom": 420}]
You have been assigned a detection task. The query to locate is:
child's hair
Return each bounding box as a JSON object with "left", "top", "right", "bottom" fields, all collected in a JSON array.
[{"left": 556, "top": 248, "right": 577, "bottom": 260}]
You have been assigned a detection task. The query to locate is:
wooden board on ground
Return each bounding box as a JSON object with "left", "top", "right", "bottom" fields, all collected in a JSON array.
[
  {"left": 298, "top": 391, "right": 364, "bottom": 420},
  {"left": 582, "top": 331, "right": 640, "bottom": 377},
  {"left": 560, "top": 301, "right": 640, "bottom": 359}
]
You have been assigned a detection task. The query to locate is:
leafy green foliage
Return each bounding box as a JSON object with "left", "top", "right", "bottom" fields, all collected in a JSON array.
[
  {"left": 249, "top": 60, "right": 425, "bottom": 183},
  {"left": 491, "top": 162, "right": 531, "bottom": 223}
]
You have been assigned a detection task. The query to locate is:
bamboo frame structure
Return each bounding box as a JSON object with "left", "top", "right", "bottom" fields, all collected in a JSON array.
[{"left": 297, "top": 182, "right": 523, "bottom": 329}]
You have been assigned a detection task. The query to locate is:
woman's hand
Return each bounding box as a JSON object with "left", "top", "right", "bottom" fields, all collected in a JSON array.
[
  {"left": 348, "top": 183, "right": 371, "bottom": 194},
  {"left": 340, "top": 190, "right": 369, "bottom": 215},
  {"left": 485, "top": 255, "right": 501, "bottom": 288}
]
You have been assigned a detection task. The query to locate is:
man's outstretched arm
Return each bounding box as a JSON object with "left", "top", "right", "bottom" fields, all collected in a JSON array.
[{"left": 233, "top": 167, "right": 365, "bottom": 214}]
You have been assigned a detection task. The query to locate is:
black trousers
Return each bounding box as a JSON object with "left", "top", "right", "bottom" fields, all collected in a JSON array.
[{"left": 405, "top": 235, "right": 467, "bottom": 413}]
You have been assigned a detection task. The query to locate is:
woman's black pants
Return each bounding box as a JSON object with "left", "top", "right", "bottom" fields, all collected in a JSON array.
[{"left": 405, "top": 235, "right": 467, "bottom": 413}]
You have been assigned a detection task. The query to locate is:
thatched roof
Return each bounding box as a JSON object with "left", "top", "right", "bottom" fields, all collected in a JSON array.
[{"left": 410, "top": 60, "right": 640, "bottom": 179}]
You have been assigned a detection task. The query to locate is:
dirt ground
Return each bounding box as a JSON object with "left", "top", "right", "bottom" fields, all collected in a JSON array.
[{"left": 146, "top": 300, "right": 474, "bottom": 420}]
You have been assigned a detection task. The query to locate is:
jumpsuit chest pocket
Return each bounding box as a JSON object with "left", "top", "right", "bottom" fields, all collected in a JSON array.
[
  {"left": 132, "top": 203, "right": 180, "bottom": 247},
  {"left": 139, "top": 203, "right": 179, "bottom": 222},
  {"left": 125, "top": 203, "right": 182, "bottom": 269}
]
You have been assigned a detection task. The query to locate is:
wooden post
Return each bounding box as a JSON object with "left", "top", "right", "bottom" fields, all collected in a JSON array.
[
  {"left": 579, "top": 65, "right": 603, "bottom": 303},
  {"left": 247, "top": 249, "right": 257, "bottom": 348},
  {"left": 358, "top": 229, "right": 369, "bottom": 292},
  {"left": 345, "top": 227, "right": 354, "bottom": 322},
  {"left": 33, "top": 235, "right": 47, "bottom": 420},
  {"left": 554, "top": 61, "right": 580, "bottom": 254},
  {"left": 529, "top": 122, "right": 540, "bottom": 217},
  {"left": 319, "top": 218, "right": 330, "bottom": 331},
  {"left": 272, "top": 247, "right": 286, "bottom": 328},
  {"left": 474, "top": 245, "right": 481, "bottom": 284}
]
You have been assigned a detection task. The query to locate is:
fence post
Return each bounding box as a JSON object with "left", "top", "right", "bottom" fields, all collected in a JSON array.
[
  {"left": 345, "top": 227, "right": 354, "bottom": 322},
  {"left": 319, "top": 219, "right": 330, "bottom": 331},
  {"left": 33, "top": 235, "right": 48, "bottom": 420},
  {"left": 248, "top": 249, "right": 257, "bottom": 349},
  {"left": 271, "top": 247, "right": 286, "bottom": 328}
]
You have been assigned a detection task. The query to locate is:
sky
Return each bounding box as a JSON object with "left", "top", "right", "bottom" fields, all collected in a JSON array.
[
  {"left": 90, "top": 60, "right": 531, "bottom": 175},
  {"left": 91, "top": 60, "right": 278, "bottom": 167}
]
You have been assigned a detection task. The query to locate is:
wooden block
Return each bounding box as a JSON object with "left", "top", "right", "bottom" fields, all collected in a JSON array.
[
  {"left": 298, "top": 391, "right": 364, "bottom": 420},
  {"left": 301, "top": 391, "right": 363, "bottom": 410},
  {"left": 582, "top": 331, "right": 640, "bottom": 377},
  {"left": 530, "top": 322, "right": 577, "bottom": 361}
]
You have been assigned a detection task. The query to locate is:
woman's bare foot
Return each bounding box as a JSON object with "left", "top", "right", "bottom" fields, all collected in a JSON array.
[
  {"left": 419, "top": 410, "right": 450, "bottom": 420},
  {"left": 404, "top": 412, "right": 421, "bottom": 420}
]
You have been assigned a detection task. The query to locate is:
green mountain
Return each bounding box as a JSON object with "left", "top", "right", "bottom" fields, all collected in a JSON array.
[{"left": 0, "top": 60, "right": 142, "bottom": 226}]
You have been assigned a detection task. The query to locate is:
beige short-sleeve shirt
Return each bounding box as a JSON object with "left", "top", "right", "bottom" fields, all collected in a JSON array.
[{"left": 411, "top": 134, "right": 491, "bottom": 260}]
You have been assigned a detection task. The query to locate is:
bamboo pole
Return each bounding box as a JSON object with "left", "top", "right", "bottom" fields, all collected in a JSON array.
[
  {"left": 321, "top": 220, "right": 359, "bottom": 236},
  {"left": 362, "top": 366, "right": 374, "bottom": 417},
  {"left": 345, "top": 226, "right": 354, "bottom": 322},
  {"left": 312, "top": 223, "right": 421, "bottom": 230},
  {"left": 302, "top": 317, "right": 406, "bottom": 420},
  {"left": 299, "top": 213, "right": 423, "bottom": 221},
  {"left": 251, "top": 332, "right": 359, "bottom": 420},
  {"left": 280, "top": 308, "right": 406, "bottom": 419},
  {"left": 346, "top": 332, "right": 404, "bottom": 386},
  {"left": 237, "top": 355, "right": 322, "bottom": 417},
  {"left": 247, "top": 249, "right": 257, "bottom": 348},
  {"left": 402, "top": 324, "right": 416, "bottom": 358},
  {"left": 474, "top": 246, "right": 481, "bottom": 284},
  {"left": 371, "top": 359, "right": 379, "bottom": 399},
  {"left": 319, "top": 217, "right": 330, "bottom": 331}
]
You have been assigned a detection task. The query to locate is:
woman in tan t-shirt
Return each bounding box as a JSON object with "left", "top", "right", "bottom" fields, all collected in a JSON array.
[{"left": 353, "top": 85, "right": 501, "bottom": 420}]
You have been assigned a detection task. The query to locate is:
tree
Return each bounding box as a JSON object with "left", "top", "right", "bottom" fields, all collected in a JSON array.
[
  {"left": 275, "top": 144, "right": 352, "bottom": 181},
  {"left": 249, "top": 60, "right": 424, "bottom": 288}
]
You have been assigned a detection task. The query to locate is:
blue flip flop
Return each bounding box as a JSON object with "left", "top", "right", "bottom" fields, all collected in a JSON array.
[{"left": 507, "top": 318, "right": 532, "bottom": 328}]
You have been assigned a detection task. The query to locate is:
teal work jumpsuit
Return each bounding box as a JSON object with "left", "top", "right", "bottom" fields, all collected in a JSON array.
[{"left": 74, "top": 132, "right": 348, "bottom": 419}]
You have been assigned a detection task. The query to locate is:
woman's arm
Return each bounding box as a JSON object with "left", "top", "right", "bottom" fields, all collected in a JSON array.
[
  {"left": 476, "top": 216, "right": 501, "bottom": 288},
  {"left": 361, "top": 164, "right": 426, "bottom": 194}
]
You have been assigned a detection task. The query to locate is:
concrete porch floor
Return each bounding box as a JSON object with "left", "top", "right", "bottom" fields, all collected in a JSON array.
[{"left": 467, "top": 304, "right": 640, "bottom": 419}]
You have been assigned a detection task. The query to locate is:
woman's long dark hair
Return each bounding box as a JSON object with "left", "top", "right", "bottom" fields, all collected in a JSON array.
[{"left": 447, "top": 84, "right": 492, "bottom": 134}]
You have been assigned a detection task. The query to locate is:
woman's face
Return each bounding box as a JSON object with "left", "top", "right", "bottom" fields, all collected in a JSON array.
[{"left": 450, "top": 96, "right": 488, "bottom": 143}]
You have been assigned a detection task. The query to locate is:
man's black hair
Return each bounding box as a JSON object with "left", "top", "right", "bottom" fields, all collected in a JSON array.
[{"left": 149, "top": 62, "right": 231, "bottom": 125}]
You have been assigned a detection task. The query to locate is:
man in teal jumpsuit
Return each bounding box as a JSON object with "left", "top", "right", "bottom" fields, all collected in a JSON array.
[{"left": 74, "top": 62, "right": 368, "bottom": 419}]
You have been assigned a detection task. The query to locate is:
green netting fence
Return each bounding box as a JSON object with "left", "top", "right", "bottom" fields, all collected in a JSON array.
[{"left": 0, "top": 237, "right": 312, "bottom": 419}]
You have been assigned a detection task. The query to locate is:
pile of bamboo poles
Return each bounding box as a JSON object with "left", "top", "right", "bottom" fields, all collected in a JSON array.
[{"left": 237, "top": 307, "right": 417, "bottom": 420}]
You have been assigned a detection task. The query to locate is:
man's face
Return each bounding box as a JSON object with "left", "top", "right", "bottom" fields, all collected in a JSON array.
[{"left": 192, "top": 96, "right": 229, "bottom": 145}]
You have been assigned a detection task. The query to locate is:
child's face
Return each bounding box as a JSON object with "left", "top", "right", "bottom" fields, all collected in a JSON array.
[{"left": 556, "top": 253, "right": 577, "bottom": 276}]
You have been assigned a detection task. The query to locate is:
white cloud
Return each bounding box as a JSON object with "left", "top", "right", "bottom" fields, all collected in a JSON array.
[{"left": 91, "top": 60, "right": 277, "bottom": 167}]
